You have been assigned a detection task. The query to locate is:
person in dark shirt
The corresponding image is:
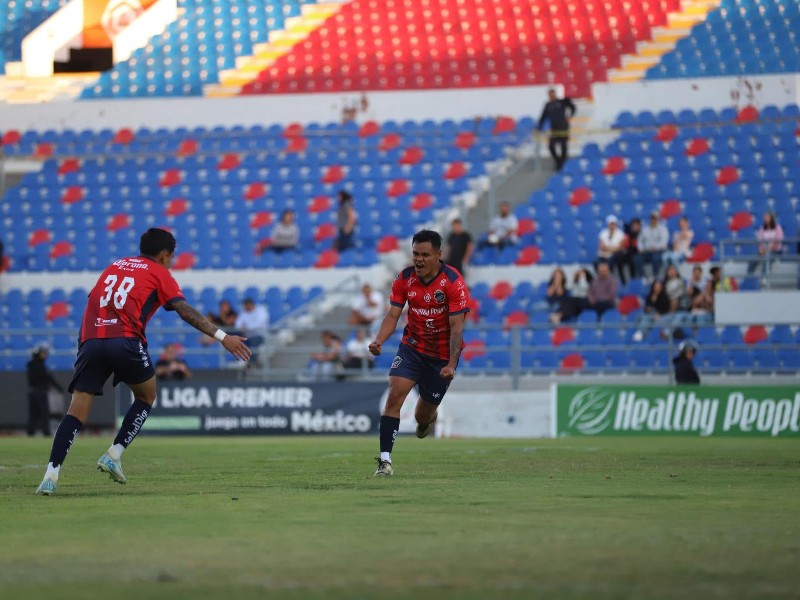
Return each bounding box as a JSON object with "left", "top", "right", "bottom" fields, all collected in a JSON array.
[
  {"left": 444, "top": 218, "right": 474, "bottom": 278},
  {"left": 27, "top": 344, "right": 63, "bottom": 436},
  {"left": 155, "top": 343, "right": 192, "bottom": 381},
  {"left": 673, "top": 340, "right": 700, "bottom": 384},
  {"left": 537, "top": 89, "right": 577, "bottom": 171},
  {"left": 334, "top": 189, "right": 356, "bottom": 252}
]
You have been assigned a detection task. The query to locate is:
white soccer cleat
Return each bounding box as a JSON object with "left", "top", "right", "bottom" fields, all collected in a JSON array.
[
  {"left": 373, "top": 458, "right": 393, "bottom": 477},
  {"left": 97, "top": 452, "right": 127, "bottom": 484}
]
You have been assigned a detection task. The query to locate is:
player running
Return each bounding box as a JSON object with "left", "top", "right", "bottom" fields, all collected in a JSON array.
[
  {"left": 368, "top": 229, "right": 470, "bottom": 476},
  {"left": 35, "top": 228, "right": 251, "bottom": 495}
]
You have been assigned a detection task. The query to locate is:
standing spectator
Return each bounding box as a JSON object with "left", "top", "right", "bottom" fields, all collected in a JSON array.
[
  {"left": 348, "top": 284, "right": 386, "bottom": 336},
  {"left": 27, "top": 344, "right": 63, "bottom": 437},
  {"left": 663, "top": 265, "right": 689, "bottom": 313},
  {"left": 481, "top": 201, "right": 519, "bottom": 250},
  {"left": 632, "top": 281, "right": 672, "bottom": 342},
  {"left": 155, "top": 343, "right": 192, "bottom": 381},
  {"left": 748, "top": 211, "right": 784, "bottom": 275},
  {"left": 598, "top": 215, "right": 626, "bottom": 282},
  {"left": 618, "top": 217, "right": 642, "bottom": 283},
  {"left": 334, "top": 189, "right": 357, "bottom": 252},
  {"left": 444, "top": 218, "right": 474, "bottom": 277},
  {"left": 235, "top": 297, "right": 269, "bottom": 354},
  {"left": 308, "top": 330, "right": 344, "bottom": 380},
  {"left": 663, "top": 216, "right": 694, "bottom": 267},
  {"left": 342, "top": 328, "right": 374, "bottom": 372},
  {"left": 537, "top": 88, "right": 576, "bottom": 171},
  {"left": 638, "top": 212, "right": 669, "bottom": 280},
  {"left": 673, "top": 340, "right": 700, "bottom": 384},
  {"left": 268, "top": 209, "right": 299, "bottom": 254},
  {"left": 546, "top": 268, "right": 568, "bottom": 309}
]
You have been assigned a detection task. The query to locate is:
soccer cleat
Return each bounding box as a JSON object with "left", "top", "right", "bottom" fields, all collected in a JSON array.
[
  {"left": 373, "top": 457, "right": 393, "bottom": 477},
  {"left": 97, "top": 452, "right": 127, "bottom": 484},
  {"left": 35, "top": 477, "right": 57, "bottom": 496},
  {"left": 415, "top": 414, "right": 437, "bottom": 439}
]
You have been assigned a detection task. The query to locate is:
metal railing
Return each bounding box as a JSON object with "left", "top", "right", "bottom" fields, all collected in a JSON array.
[{"left": 719, "top": 237, "right": 800, "bottom": 289}]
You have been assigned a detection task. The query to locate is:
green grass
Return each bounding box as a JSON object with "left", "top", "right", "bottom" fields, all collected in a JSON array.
[{"left": 1, "top": 436, "right": 799, "bottom": 599}]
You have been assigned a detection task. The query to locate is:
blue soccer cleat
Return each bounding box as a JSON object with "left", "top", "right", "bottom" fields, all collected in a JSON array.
[
  {"left": 35, "top": 477, "right": 57, "bottom": 496},
  {"left": 97, "top": 452, "right": 127, "bottom": 484}
]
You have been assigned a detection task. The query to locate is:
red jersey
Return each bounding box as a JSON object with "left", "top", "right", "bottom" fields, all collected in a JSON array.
[
  {"left": 390, "top": 262, "right": 470, "bottom": 360},
  {"left": 79, "top": 256, "right": 185, "bottom": 344}
]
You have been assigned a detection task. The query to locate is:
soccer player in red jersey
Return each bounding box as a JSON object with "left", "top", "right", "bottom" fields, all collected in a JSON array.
[
  {"left": 368, "top": 230, "right": 470, "bottom": 476},
  {"left": 36, "top": 228, "right": 251, "bottom": 495}
]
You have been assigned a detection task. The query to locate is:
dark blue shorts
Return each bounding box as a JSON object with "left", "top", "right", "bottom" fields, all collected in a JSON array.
[
  {"left": 69, "top": 338, "right": 155, "bottom": 396},
  {"left": 389, "top": 343, "right": 456, "bottom": 405}
]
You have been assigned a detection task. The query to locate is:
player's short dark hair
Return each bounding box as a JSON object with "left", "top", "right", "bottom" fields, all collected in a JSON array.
[
  {"left": 140, "top": 228, "right": 176, "bottom": 257},
  {"left": 412, "top": 229, "right": 442, "bottom": 250}
]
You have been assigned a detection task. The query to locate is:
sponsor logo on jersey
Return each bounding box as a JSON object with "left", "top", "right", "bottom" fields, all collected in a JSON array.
[
  {"left": 408, "top": 291, "right": 417, "bottom": 298},
  {"left": 440, "top": 278, "right": 447, "bottom": 286},
  {"left": 96, "top": 317, "right": 119, "bottom": 326},
  {"left": 391, "top": 356, "right": 403, "bottom": 369},
  {"left": 434, "top": 290, "right": 445, "bottom": 304},
  {"left": 425, "top": 318, "right": 436, "bottom": 329}
]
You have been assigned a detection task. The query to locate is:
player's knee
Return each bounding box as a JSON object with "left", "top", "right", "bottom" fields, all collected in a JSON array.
[{"left": 133, "top": 391, "right": 157, "bottom": 405}]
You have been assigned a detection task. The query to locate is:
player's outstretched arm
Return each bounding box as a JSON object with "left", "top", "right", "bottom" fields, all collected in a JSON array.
[
  {"left": 368, "top": 305, "right": 402, "bottom": 356},
  {"left": 441, "top": 313, "right": 466, "bottom": 380},
  {"left": 173, "top": 299, "right": 252, "bottom": 362}
]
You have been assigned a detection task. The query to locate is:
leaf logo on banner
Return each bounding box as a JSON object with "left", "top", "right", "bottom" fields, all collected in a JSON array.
[
  {"left": 102, "top": 0, "right": 144, "bottom": 38},
  {"left": 567, "top": 387, "right": 617, "bottom": 435}
]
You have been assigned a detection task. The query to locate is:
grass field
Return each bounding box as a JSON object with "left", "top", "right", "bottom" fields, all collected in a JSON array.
[{"left": 1, "top": 435, "right": 799, "bottom": 599}]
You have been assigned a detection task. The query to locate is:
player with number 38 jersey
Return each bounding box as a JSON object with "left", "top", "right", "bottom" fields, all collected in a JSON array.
[{"left": 80, "top": 256, "right": 184, "bottom": 343}]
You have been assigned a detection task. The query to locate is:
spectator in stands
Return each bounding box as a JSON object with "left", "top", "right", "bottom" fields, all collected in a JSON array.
[
  {"left": 688, "top": 265, "right": 706, "bottom": 300},
  {"left": 546, "top": 268, "right": 568, "bottom": 309},
  {"left": 550, "top": 262, "right": 616, "bottom": 323},
  {"left": 349, "top": 284, "right": 385, "bottom": 336},
  {"left": 268, "top": 209, "right": 299, "bottom": 253},
  {"left": 308, "top": 330, "right": 344, "bottom": 380},
  {"left": 673, "top": 340, "right": 700, "bottom": 385},
  {"left": 618, "top": 217, "right": 641, "bottom": 283},
  {"left": 342, "top": 328, "right": 374, "bottom": 372},
  {"left": 638, "top": 212, "right": 669, "bottom": 281},
  {"left": 748, "top": 211, "right": 784, "bottom": 275},
  {"left": 444, "top": 218, "right": 474, "bottom": 277},
  {"left": 663, "top": 216, "right": 694, "bottom": 267},
  {"left": 597, "top": 215, "right": 626, "bottom": 282},
  {"left": 235, "top": 297, "right": 269, "bottom": 355},
  {"left": 632, "top": 280, "right": 671, "bottom": 342},
  {"left": 27, "top": 343, "right": 63, "bottom": 437},
  {"left": 0, "top": 237, "right": 5, "bottom": 273},
  {"left": 202, "top": 299, "right": 238, "bottom": 346},
  {"left": 690, "top": 280, "right": 715, "bottom": 324},
  {"left": 663, "top": 265, "right": 689, "bottom": 313},
  {"left": 569, "top": 267, "right": 593, "bottom": 299},
  {"left": 709, "top": 265, "right": 734, "bottom": 292},
  {"left": 537, "top": 88, "right": 576, "bottom": 171},
  {"left": 482, "top": 201, "right": 519, "bottom": 250},
  {"left": 334, "top": 189, "right": 357, "bottom": 252},
  {"left": 155, "top": 343, "right": 192, "bottom": 381}
]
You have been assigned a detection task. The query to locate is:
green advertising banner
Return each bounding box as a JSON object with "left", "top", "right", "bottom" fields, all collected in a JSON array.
[{"left": 555, "top": 385, "right": 800, "bottom": 437}]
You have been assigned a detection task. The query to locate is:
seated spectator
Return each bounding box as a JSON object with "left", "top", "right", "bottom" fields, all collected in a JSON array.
[
  {"left": 155, "top": 343, "right": 192, "bottom": 380},
  {"left": 690, "top": 280, "right": 715, "bottom": 324},
  {"left": 235, "top": 297, "right": 269, "bottom": 355},
  {"left": 638, "top": 212, "right": 669, "bottom": 280},
  {"left": 348, "top": 284, "right": 385, "bottom": 336},
  {"left": 202, "top": 299, "right": 238, "bottom": 346},
  {"left": 307, "top": 330, "right": 345, "bottom": 380},
  {"left": 268, "top": 209, "right": 300, "bottom": 253},
  {"left": 569, "top": 267, "right": 593, "bottom": 299},
  {"left": 618, "top": 217, "right": 641, "bottom": 283},
  {"left": 481, "top": 201, "right": 519, "bottom": 250},
  {"left": 663, "top": 265, "right": 689, "bottom": 312},
  {"left": 688, "top": 265, "right": 706, "bottom": 300},
  {"left": 597, "top": 215, "right": 626, "bottom": 282},
  {"left": 341, "top": 328, "right": 374, "bottom": 372},
  {"left": 551, "top": 262, "right": 617, "bottom": 323},
  {"left": 748, "top": 211, "right": 784, "bottom": 275},
  {"left": 546, "top": 268, "right": 567, "bottom": 308},
  {"left": 663, "top": 216, "right": 694, "bottom": 267},
  {"left": 632, "top": 280, "right": 672, "bottom": 342}
]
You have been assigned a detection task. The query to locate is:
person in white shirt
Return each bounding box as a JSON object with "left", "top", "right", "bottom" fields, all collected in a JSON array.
[
  {"left": 597, "top": 215, "right": 626, "bottom": 280},
  {"left": 483, "top": 201, "right": 519, "bottom": 249},
  {"left": 268, "top": 210, "right": 299, "bottom": 253},
  {"left": 235, "top": 298, "right": 269, "bottom": 352},
  {"left": 342, "top": 328, "right": 375, "bottom": 372},
  {"left": 638, "top": 212, "right": 670, "bottom": 280},
  {"left": 348, "top": 284, "right": 385, "bottom": 336}
]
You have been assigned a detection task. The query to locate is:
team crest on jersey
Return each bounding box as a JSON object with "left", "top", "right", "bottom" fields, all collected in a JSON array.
[
  {"left": 391, "top": 355, "right": 403, "bottom": 369},
  {"left": 440, "top": 278, "right": 447, "bottom": 286},
  {"left": 433, "top": 290, "right": 445, "bottom": 304},
  {"left": 424, "top": 292, "right": 431, "bottom": 303}
]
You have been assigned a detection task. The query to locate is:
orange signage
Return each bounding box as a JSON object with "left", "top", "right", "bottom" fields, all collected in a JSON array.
[{"left": 83, "top": 0, "right": 157, "bottom": 48}]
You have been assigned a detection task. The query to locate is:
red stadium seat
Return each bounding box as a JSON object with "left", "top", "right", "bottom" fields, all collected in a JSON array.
[
  {"left": 217, "top": 153, "right": 241, "bottom": 170},
  {"left": 176, "top": 139, "right": 198, "bottom": 157},
  {"left": 602, "top": 156, "right": 626, "bottom": 175},
  {"left": 454, "top": 132, "right": 476, "bottom": 150},
  {"left": 492, "top": 116, "right": 516, "bottom": 134},
  {"left": 462, "top": 339, "right": 487, "bottom": 361},
  {"left": 399, "top": 146, "right": 424, "bottom": 165},
  {"left": 743, "top": 325, "right": 768, "bottom": 345},
  {"left": 444, "top": 161, "right": 467, "bottom": 179},
  {"left": 728, "top": 211, "right": 753, "bottom": 231},
  {"left": 250, "top": 212, "right": 272, "bottom": 229},
  {"left": 165, "top": 198, "right": 189, "bottom": 216},
  {"left": 46, "top": 302, "right": 70, "bottom": 321},
  {"left": 569, "top": 187, "right": 592, "bottom": 206},
  {"left": 49, "top": 241, "right": 74, "bottom": 259},
  {"left": 285, "top": 136, "right": 308, "bottom": 153},
  {"left": 1, "top": 130, "right": 21, "bottom": 145},
  {"left": 685, "top": 138, "right": 710, "bottom": 156},
  {"left": 315, "top": 249, "right": 340, "bottom": 268},
  {"left": 517, "top": 218, "right": 537, "bottom": 236},
  {"left": 735, "top": 105, "right": 759, "bottom": 124},
  {"left": 159, "top": 169, "right": 182, "bottom": 187},
  {"left": 617, "top": 294, "right": 641, "bottom": 316},
  {"left": 654, "top": 124, "right": 678, "bottom": 142},
  {"left": 359, "top": 121, "right": 381, "bottom": 137},
  {"left": 61, "top": 186, "right": 84, "bottom": 204},
  {"left": 309, "top": 196, "right": 333, "bottom": 213},
  {"left": 377, "top": 235, "right": 400, "bottom": 253},
  {"left": 244, "top": 182, "right": 268, "bottom": 201},
  {"left": 314, "top": 222, "right": 337, "bottom": 242},
  {"left": 34, "top": 143, "right": 54, "bottom": 159},
  {"left": 515, "top": 246, "right": 541, "bottom": 266},
  {"left": 659, "top": 199, "right": 682, "bottom": 219},
  {"left": 551, "top": 326, "right": 575, "bottom": 346},
  {"left": 716, "top": 166, "right": 739, "bottom": 185},
  {"left": 172, "top": 252, "right": 197, "bottom": 270},
  {"left": 504, "top": 310, "right": 528, "bottom": 329},
  {"left": 490, "top": 280, "right": 513, "bottom": 300},
  {"left": 379, "top": 133, "right": 402, "bottom": 151},
  {"left": 410, "top": 193, "right": 433, "bottom": 211},
  {"left": 28, "top": 229, "right": 52, "bottom": 247},
  {"left": 112, "top": 128, "right": 135, "bottom": 145},
  {"left": 107, "top": 214, "right": 131, "bottom": 231},
  {"left": 688, "top": 242, "right": 714, "bottom": 263},
  {"left": 322, "top": 165, "right": 345, "bottom": 184},
  {"left": 58, "top": 158, "right": 81, "bottom": 175},
  {"left": 560, "top": 353, "right": 585, "bottom": 370},
  {"left": 283, "top": 123, "right": 304, "bottom": 137},
  {"left": 387, "top": 179, "right": 410, "bottom": 197}
]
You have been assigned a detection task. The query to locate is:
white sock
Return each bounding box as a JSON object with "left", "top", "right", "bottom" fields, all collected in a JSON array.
[
  {"left": 380, "top": 452, "right": 391, "bottom": 463},
  {"left": 108, "top": 443, "right": 125, "bottom": 461},
  {"left": 45, "top": 462, "right": 60, "bottom": 480}
]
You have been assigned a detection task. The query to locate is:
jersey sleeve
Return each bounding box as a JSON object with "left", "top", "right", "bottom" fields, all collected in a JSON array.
[
  {"left": 156, "top": 269, "right": 185, "bottom": 311},
  {"left": 448, "top": 276, "right": 470, "bottom": 316},
  {"left": 389, "top": 273, "right": 407, "bottom": 308}
]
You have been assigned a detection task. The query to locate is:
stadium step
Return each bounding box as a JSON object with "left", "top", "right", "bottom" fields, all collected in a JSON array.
[
  {"left": 608, "top": 0, "right": 722, "bottom": 83},
  {"left": 0, "top": 72, "right": 101, "bottom": 104}
]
